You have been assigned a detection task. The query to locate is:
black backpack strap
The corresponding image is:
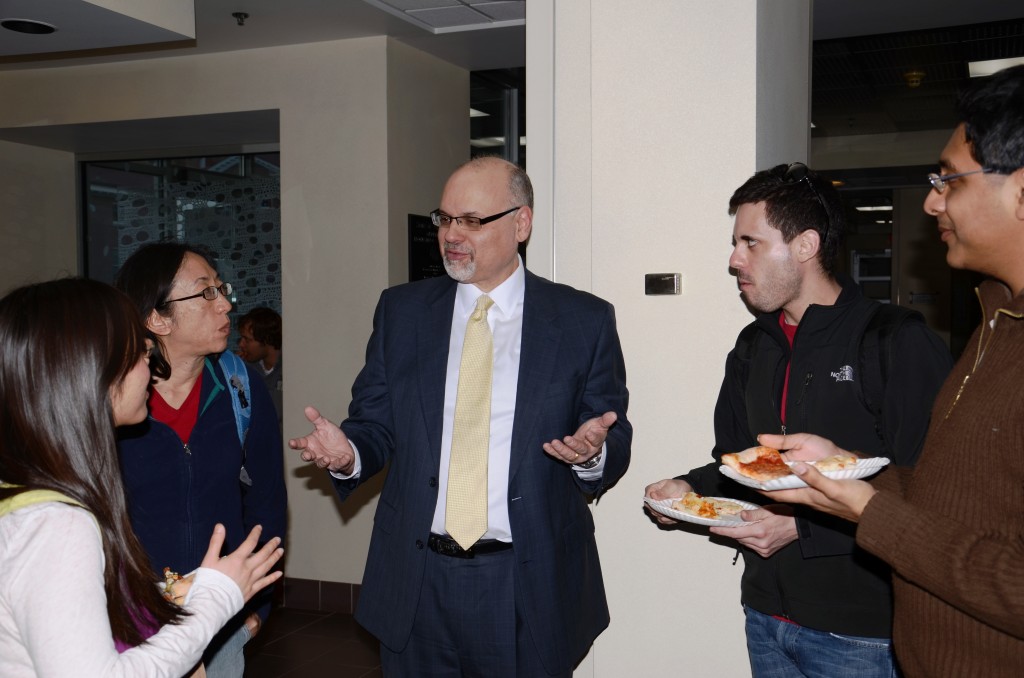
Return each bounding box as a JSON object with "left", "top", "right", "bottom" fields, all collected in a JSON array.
[
  {"left": 736, "top": 322, "right": 784, "bottom": 440},
  {"left": 735, "top": 322, "right": 760, "bottom": 362},
  {"left": 859, "top": 303, "right": 924, "bottom": 452}
]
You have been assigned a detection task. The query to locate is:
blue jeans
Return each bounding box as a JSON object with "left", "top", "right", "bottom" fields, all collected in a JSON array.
[
  {"left": 203, "top": 622, "right": 250, "bottom": 678},
  {"left": 744, "top": 606, "right": 898, "bottom": 678}
]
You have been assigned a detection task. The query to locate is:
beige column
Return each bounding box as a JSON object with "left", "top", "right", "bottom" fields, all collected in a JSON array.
[{"left": 527, "top": 2, "right": 812, "bottom": 675}]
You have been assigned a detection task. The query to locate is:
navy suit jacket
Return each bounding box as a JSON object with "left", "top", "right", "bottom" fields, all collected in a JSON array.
[{"left": 332, "top": 270, "right": 631, "bottom": 673}]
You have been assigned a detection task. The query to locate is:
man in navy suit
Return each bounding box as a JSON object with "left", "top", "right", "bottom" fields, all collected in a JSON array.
[{"left": 291, "top": 157, "right": 631, "bottom": 676}]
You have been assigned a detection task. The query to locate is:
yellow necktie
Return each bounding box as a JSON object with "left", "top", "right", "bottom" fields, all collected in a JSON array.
[{"left": 446, "top": 294, "right": 495, "bottom": 550}]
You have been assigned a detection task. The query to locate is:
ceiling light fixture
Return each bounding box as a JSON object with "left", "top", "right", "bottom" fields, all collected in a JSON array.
[
  {"left": 1, "top": 18, "right": 57, "bottom": 35},
  {"left": 856, "top": 205, "right": 894, "bottom": 212},
  {"left": 902, "top": 70, "right": 925, "bottom": 88},
  {"left": 232, "top": 12, "right": 249, "bottom": 27},
  {"left": 969, "top": 57, "right": 1024, "bottom": 78}
]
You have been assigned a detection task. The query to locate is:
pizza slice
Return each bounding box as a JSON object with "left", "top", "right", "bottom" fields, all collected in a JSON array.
[
  {"left": 812, "top": 453, "right": 859, "bottom": 471},
  {"left": 671, "top": 492, "right": 745, "bottom": 519},
  {"left": 721, "top": 446, "right": 793, "bottom": 483}
]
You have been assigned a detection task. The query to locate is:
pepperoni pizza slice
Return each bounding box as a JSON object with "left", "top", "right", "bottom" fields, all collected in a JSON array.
[{"left": 720, "top": 446, "right": 793, "bottom": 483}]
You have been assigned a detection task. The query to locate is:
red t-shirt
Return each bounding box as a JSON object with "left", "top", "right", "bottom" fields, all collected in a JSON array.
[
  {"left": 148, "top": 372, "right": 203, "bottom": 444},
  {"left": 778, "top": 312, "right": 798, "bottom": 423},
  {"left": 772, "top": 312, "right": 800, "bottom": 629}
]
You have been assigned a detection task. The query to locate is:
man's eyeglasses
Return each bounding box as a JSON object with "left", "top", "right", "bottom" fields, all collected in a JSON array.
[
  {"left": 927, "top": 168, "right": 993, "bottom": 194},
  {"left": 162, "top": 282, "right": 233, "bottom": 306},
  {"left": 430, "top": 206, "right": 522, "bottom": 231}
]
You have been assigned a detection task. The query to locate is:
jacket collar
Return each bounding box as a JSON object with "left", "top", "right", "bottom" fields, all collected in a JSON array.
[
  {"left": 755, "top": 273, "right": 863, "bottom": 342},
  {"left": 977, "top": 278, "right": 1024, "bottom": 321}
]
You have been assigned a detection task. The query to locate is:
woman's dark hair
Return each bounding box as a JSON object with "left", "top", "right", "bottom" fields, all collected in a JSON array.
[
  {"left": 957, "top": 64, "right": 1024, "bottom": 174},
  {"left": 114, "top": 242, "right": 217, "bottom": 380},
  {"left": 727, "top": 163, "right": 846, "bottom": 277},
  {"left": 239, "top": 307, "right": 282, "bottom": 350},
  {"left": 0, "top": 278, "right": 183, "bottom": 646}
]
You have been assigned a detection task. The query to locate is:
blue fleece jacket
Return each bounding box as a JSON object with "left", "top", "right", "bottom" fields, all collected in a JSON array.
[{"left": 117, "top": 353, "right": 287, "bottom": 621}]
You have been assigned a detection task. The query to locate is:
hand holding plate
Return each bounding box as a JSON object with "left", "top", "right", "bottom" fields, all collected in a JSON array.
[
  {"left": 758, "top": 431, "right": 847, "bottom": 462},
  {"left": 760, "top": 462, "right": 877, "bottom": 523},
  {"left": 710, "top": 505, "right": 797, "bottom": 557}
]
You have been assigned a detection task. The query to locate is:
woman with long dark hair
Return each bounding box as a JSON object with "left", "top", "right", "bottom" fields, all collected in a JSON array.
[{"left": 0, "top": 278, "right": 284, "bottom": 677}]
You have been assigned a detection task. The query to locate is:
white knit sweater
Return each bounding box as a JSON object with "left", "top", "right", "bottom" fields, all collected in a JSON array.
[{"left": 0, "top": 502, "right": 242, "bottom": 677}]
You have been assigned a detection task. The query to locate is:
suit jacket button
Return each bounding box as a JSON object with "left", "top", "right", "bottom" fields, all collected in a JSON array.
[
  {"left": 428, "top": 477, "right": 437, "bottom": 488},
  {"left": 415, "top": 540, "right": 424, "bottom": 550}
]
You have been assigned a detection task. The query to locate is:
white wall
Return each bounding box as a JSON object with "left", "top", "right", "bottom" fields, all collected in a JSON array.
[
  {"left": 529, "top": 1, "right": 811, "bottom": 676},
  {"left": 386, "top": 39, "right": 470, "bottom": 287},
  {"left": 0, "top": 141, "right": 77, "bottom": 287},
  {"left": 0, "top": 36, "right": 467, "bottom": 585}
]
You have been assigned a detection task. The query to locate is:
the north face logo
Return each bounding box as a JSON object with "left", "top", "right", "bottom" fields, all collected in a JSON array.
[{"left": 831, "top": 365, "right": 855, "bottom": 382}]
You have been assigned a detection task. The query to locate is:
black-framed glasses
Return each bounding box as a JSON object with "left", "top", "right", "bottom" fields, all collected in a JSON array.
[
  {"left": 430, "top": 206, "right": 522, "bottom": 231},
  {"left": 162, "top": 282, "right": 233, "bottom": 306},
  {"left": 927, "top": 168, "right": 993, "bottom": 193}
]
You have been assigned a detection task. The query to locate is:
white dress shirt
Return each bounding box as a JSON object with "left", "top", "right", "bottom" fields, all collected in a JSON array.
[{"left": 429, "top": 263, "right": 526, "bottom": 541}]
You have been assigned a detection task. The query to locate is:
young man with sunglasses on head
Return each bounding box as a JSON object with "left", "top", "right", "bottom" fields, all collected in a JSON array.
[{"left": 646, "top": 164, "right": 952, "bottom": 677}]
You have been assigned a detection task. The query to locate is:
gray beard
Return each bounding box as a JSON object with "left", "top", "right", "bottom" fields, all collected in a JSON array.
[{"left": 443, "top": 257, "right": 475, "bottom": 282}]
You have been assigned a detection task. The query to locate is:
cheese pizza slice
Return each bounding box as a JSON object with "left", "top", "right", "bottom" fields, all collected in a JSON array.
[
  {"left": 812, "top": 453, "right": 859, "bottom": 471},
  {"left": 721, "top": 446, "right": 793, "bottom": 483},
  {"left": 671, "top": 491, "right": 745, "bottom": 520}
]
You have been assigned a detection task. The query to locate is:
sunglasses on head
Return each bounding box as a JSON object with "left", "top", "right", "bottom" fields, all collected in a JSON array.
[{"left": 783, "top": 162, "right": 831, "bottom": 248}]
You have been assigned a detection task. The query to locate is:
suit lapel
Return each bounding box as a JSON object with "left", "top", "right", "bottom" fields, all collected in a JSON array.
[
  {"left": 418, "top": 278, "right": 457, "bottom": 467},
  {"left": 510, "top": 272, "right": 562, "bottom": 482}
]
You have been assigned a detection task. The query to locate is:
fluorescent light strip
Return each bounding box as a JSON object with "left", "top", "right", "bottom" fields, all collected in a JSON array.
[
  {"left": 969, "top": 57, "right": 1024, "bottom": 78},
  {"left": 856, "top": 205, "right": 893, "bottom": 212}
]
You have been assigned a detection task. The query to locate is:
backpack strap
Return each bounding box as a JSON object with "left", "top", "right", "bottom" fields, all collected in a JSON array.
[
  {"left": 736, "top": 322, "right": 783, "bottom": 440},
  {"left": 735, "top": 322, "right": 760, "bottom": 362},
  {"left": 859, "top": 303, "right": 923, "bottom": 452},
  {"left": 0, "top": 485, "right": 87, "bottom": 517},
  {"left": 217, "top": 351, "right": 253, "bottom": 487}
]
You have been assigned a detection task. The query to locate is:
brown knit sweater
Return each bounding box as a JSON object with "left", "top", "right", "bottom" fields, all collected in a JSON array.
[{"left": 858, "top": 280, "right": 1024, "bottom": 677}]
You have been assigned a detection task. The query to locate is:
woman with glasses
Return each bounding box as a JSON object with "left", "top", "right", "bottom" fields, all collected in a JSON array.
[
  {"left": 0, "top": 278, "right": 283, "bottom": 677},
  {"left": 114, "top": 243, "right": 287, "bottom": 678}
]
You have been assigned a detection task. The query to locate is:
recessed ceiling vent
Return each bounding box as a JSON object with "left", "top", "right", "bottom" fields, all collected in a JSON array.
[{"left": 1, "top": 18, "right": 58, "bottom": 35}]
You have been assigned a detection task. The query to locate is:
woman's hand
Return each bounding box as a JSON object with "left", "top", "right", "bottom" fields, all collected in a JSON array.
[{"left": 200, "top": 524, "right": 284, "bottom": 603}]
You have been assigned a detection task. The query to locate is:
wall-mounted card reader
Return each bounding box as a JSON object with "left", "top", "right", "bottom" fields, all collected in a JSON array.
[{"left": 645, "top": 273, "right": 680, "bottom": 295}]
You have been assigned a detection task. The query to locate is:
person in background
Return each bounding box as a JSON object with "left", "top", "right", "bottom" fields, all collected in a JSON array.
[
  {"left": 290, "top": 157, "right": 632, "bottom": 677},
  {"left": 758, "top": 64, "right": 1024, "bottom": 678},
  {"left": 115, "top": 243, "right": 288, "bottom": 678},
  {"left": 237, "top": 307, "right": 283, "bottom": 427},
  {"left": 0, "top": 277, "right": 283, "bottom": 678},
  {"left": 645, "top": 163, "right": 951, "bottom": 677}
]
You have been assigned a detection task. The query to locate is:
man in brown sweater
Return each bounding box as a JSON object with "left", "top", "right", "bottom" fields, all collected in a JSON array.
[{"left": 759, "top": 64, "right": 1024, "bottom": 677}]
